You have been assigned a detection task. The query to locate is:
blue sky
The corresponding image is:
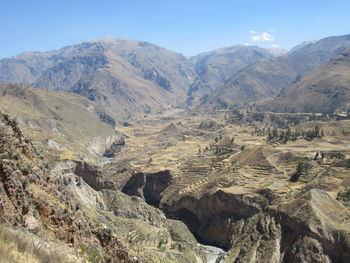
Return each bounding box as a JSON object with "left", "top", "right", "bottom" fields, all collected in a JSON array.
[{"left": 1, "top": 0, "right": 350, "bottom": 58}]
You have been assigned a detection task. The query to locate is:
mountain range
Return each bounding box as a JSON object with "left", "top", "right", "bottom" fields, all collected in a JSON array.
[
  {"left": 187, "top": 45, "right": 284, "bottom": 105},
  {"left": 1, "top": 34, "right": 350, "bottom": 121},
  {"left": 2, "top": 33, "right": 350, "bottom": 263},
  {"left": 258, "top": 48, "right": 350, "bottom": 113},
  {"left": 200, "top": 34, "right": 350, "bottom": 109},
  {"left": 0, "top": 37, "right": 195, "bottom": 120}
]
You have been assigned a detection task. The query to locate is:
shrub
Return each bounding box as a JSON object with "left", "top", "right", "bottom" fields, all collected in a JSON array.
[
  {"left": 290, "top": 161, "right": 311, "bottom": 182},
  {"left": 0, "top": 225, "right": 81, "bottom": 263}
]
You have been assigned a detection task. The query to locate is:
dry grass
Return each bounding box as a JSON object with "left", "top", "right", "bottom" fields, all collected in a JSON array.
[
  {"left": 0, "top": 83, "right": 116, "bottom": 162},
  {"left": 0, "top": 225, "right": 81, "bottom": 263},
  {"left": 27, "top": 183, "right": 67, "bottom": 210}
]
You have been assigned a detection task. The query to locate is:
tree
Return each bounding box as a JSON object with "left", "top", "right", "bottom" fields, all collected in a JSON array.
[
  {"left": 272, "top": 127, "right": 278, "bottom": 138},
  {"left": 314, "top": 125, "right": 320, "bottom": 137},
  {"left": 283, "top": 127, "right": 292, "bottom": 143},
  {"left": 290, "top": 161, "right": 310, "bottom": 182}
]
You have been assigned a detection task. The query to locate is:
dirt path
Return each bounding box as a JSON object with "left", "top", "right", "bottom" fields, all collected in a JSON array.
[{"left": 266, "top": 151, "right": 289, "bottom": 173}]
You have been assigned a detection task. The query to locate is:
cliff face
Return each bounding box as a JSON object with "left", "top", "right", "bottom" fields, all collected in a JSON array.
[
  {"left": 122, "top": 170, "right": 173, "bottom": 207},
  {"left": 113, "top": 158, "right": 350, "bottom": 262},
  {"left": 108, "top": 163, "right": 350, "bottom": 263},
  {"left": 156, "top": 187, "right": 350, "bottom": 262},
  {"left": 0, "top": 112, "right": 133, "bottom": 262},
  {"left": 0, "top": 112, "right": 210, "bottom": 263}
]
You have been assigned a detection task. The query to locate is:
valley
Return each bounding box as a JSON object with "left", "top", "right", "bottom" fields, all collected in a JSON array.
[{"left": 1, "top": 33, "right": 350, "bottom": 262}]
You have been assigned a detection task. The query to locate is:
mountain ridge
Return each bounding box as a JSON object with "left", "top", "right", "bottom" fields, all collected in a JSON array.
[
  {"left": 200, "top": 33, "right": 350, "bottom": 109},
  {"left": 257, "top": 48, "right": 350, "bottom": 113},
  {"left": 187, "top": 45, "right": 282, "bottom": 105},
  {"left": 0, "top": 37, "right": 195, "bottom": 121},
  {"left": 2, "top": 34, "right": 350, "bottom": 119}
]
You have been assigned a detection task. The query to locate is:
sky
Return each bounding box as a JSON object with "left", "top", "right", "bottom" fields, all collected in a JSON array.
[{"left": 1, "top": 0, "right": 350, "bottom": 58}]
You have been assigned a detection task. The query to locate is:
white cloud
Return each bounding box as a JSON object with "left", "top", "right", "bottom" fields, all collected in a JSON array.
[
  {"left": 251, "top": 32, "right": 275, "bottom": 42},
  {"left": 272, "top": 44, "right": 280, "bottom": 48},
  {"left": 249, "top": 30, "right": 257, "bottom": 34}
]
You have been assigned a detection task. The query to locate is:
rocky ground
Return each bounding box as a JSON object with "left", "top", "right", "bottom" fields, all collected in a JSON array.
[
  {"left": 0, "top": 112, "right": 211, "bottom": 262},
  {"left": 1, "top": 110, "right": 350, "bottom": 262},
  {"left": 105, "top": 111, "right": 350, "bottom": 262}
]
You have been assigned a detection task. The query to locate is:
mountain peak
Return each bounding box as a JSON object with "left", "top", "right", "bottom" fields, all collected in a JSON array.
[{"left": 86, "top": 36, "right": 139, "bottom": 44}]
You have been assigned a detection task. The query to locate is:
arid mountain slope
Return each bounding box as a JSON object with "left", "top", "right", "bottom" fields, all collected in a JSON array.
[
  {"left": 0, "top": 37, "right": 195, "bottom": 120},
  {"left": 0, "top": 83, "right": 119, "bottom": 159},
  {"left": 2, "top": 34, "right": 350, "bottom": 116},
  {"left": 0, "top": 111, "right": 210, "bottom": 263},
  {"left": 187, "top": 45, "right": 282, "bottom": 105},
  {"left": 201, "top": 34, "right": 350, "bottom": 109},
  {"left": 102, "top": 111, "right": 350, "bottom": 263},
  {"left": 258, "top": 48, "right": 350, "bottom": 113}
]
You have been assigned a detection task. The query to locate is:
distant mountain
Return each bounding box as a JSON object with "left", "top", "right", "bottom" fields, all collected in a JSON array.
[
  {"left": 200, "top": 34, "right": 350, "bottom": 109},
  {"left": 2, "top": 34, "right": 350, "bottom": 117},
  {"left": 187, "top": 45, "right": 282, "bottom": 106},
  {"left": 0, "top": 37, "right": 195, "bottom": 120},
  {"left": 258, "top": 48, "right": 350, "bottom": 113}
]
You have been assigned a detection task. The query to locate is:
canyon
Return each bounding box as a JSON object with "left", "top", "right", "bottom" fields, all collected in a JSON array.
[{"left": 1, "top": 34, "right": 350, "bottom": 262}]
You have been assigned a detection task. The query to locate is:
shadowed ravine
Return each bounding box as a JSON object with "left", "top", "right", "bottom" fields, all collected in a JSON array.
[
  {"left": 2, "top": 33, "right": 350, "bottom": 263},
  {"left": 120, "top": 166, "right": 350, "bottom": 262},
  {"left": 119, "top": 170, "right": 229, "bottom": 261}
]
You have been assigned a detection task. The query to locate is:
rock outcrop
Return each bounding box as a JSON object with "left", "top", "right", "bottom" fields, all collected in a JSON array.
[
  {"left": 0, "top": 112, "right": 209, "bottom": 262},
  {"left": 158, "top": 187, "right": 350, "bottom": 262},
  {"left": 103, "top": 138, "right": 125, "bottom": 158},
  {"left": 122, "top": 170, "right": 173, "bottom": 207}
]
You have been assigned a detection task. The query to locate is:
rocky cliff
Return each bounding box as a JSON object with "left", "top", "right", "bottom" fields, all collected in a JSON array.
[{"left": 0, "top": 112, "right": 210, "bottom": 262}]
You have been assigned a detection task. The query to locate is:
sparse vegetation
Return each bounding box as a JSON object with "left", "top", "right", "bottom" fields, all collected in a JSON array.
[
  {"left": 0, "top": 225, "right": 80, "bottom": 263},
  {"left": 1, "top": 38, "right": 350, "bottom": 263},
  {"left": 337, "top": 189, "right": 350, "bottom": 207},
  {"left": 290, "top": 161, "right": 311, "bottom": 182},
  {"left": 265, "top": 125, "right": 324, "bottom": 143},
  {"left": 79, "top": 244, "right": 103, "bottom": 263}
]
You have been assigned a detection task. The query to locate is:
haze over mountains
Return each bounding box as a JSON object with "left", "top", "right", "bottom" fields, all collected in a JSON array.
[
  {"left": 259, "top": 48, "right": 350, "bottom": 113},
  {"left": 200, "top": 34, "right": 350, "bottom": 109},
  {"left": 0, "top": 37, "right": 195, "bottom": 120},
  {"left": 187, "top": 45, "right": 284, "bottom": 105},
  {"left": 1, "top": 34, "right": 350, "bottom": 120},
  {"left": 2, "top": 31, "right": 350, "bottom": 262}
]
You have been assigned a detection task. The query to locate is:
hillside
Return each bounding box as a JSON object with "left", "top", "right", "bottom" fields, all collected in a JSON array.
[
  {"left": 0, "top": 37, "right": 195, "bottom": 120},
  {"left": 200, "top": 34, "right": 350, "bottom": 109},
  {"left": 0, "top": 83, "right": 119, "bottom": 160},
  {"left": 3, "top": 35, "right": 350, "bottom": 117},
  {"left": 0, "top": 112, "right": 211, "bottom": 263},
  {"left": 187, "top": 45, "right": 281, "bottom": 105},
  {"left": 102, "top": 110, "right": 350, "bottom": 262},
  {"left": 258, "top": 48, "right": 350, "bottom": 113}
]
